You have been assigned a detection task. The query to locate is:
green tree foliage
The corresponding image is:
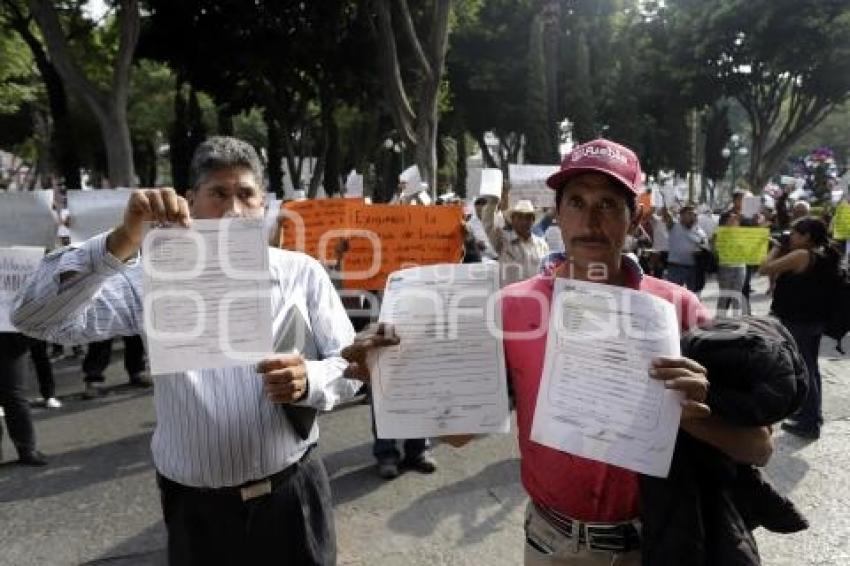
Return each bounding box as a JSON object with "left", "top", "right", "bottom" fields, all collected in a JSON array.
[
  {"left": 0, "top": 29, "right": 36, "bottom": 115},
  {"left": 29, "top": 0, "right": 141, "bottom": 187},
  {"left": 128, "top": 59, "right": 174, "bottom": 186},
  {"left": 446, "top": 0, "right": 536, "bottom": 171},
  {"left": 662, "top": 0, "right": 850, "bottom": 190},
  {"left": 142, "top": 0, "right": 378, "bottom": 197}
]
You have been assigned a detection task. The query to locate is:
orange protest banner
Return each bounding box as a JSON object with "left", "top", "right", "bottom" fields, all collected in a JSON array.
[
  {"left": 279, "top": 198, "right": 358, "bottom": 262},
  {"left": 342, "top": 203, "right": 464, "bottom": 290},
  {"left": 277, "top": 199, "right": 464, "bottom": 291}
]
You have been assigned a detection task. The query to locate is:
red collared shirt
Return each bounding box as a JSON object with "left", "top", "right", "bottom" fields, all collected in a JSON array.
[{"left": 502, "top": 257, "right": 710, "bottom": 522}]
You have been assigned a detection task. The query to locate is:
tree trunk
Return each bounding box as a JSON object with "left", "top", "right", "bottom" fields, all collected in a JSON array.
[
  {"left": 323, "top": 109, "right": 341, "bottom": 197},
  {"left": 266, "top": 111, "right": 283, "bottom": 197},
  {"left": 474, "top": 131, "right": 498, "bottom": 169},
  {"left": 542, "top": 0, "right": 561, "bottom": 159},
  {"left": 93, "top": 103, "right": 135, "bottom": 188},
  {"left": 414, "top": 90, "right": 439, "bottom": 196},
  {"left": 4, "top": 3, "right": 82, "bottom": 190},
  {"left": 169, "top": 82, "right": 190, "bottom": 192},
  {"left": 524, "top": 14, "right": 555, "bottom": 163},
  {"left": 29, "top": 0, "right": 140, "bottom": 187},
  {"left": 281, "top": 125, "right": 302, "bottom": 193},
  {"left": 371, "top": 0, "right": 452, "bottom": 200},
  {"left": 455, "top": 132, "right": 467, "bottom": 198}
]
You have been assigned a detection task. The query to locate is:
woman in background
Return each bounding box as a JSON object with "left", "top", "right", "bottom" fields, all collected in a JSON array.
[{"left": 759, "top": 217, "right": 840, "bottom": 440}]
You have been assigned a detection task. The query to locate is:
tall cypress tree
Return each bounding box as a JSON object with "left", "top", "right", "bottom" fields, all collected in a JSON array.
[
  {"left": 568, "top": 31, "right": 595, "bottom": 143},
  {"left": 524, "top": 14, "right": 554, "bottom": 163}
]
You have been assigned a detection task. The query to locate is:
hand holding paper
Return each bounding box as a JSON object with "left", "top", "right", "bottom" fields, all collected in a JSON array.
[
  {"left": 257, "top": 353, "right": 308, "bottom": 403},
  {"left": 108, "top": 188, "right": 191, "bottom": 262}
]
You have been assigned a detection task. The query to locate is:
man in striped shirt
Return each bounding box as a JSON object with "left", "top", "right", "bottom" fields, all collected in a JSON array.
[{"left": 12, "top": 137, "right": 360, "bottom": 565}]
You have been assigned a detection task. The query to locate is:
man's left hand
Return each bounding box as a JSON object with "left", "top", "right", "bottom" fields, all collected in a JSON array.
[
  {"left": 649, "top": 356, "right": 711, "bottom": 421},
  {"left": 257, "top": 354, "right": 308, "bottom": 404}
]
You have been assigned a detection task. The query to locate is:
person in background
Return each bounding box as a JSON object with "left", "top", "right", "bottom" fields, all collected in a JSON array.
[
  {"left": 648, "top": 201, "right": 670, "bottom": 278},
  {"left": 759, "top": 217, "right": 840, "bottom": 440},
  {"left": 0, "top": 333, "right": 48, "bottom": 465},
  {"left": 792, "top": 200, "right": 811, "bottom": 221},
  {"left": 481, "top": 183, "right": 549, "bottom": 286},
  {"left": 716, "top": 189, "right": 749, "bottom": 317},
  {"left": 529, "top": 198, "right": 568, "bottom": 260},
  {"left": 30, "top": 340, "right": 61, "bottom": 409},
  {"left": 662, "top": 203, "right": 707, "bottom": 293},
  {"left": 469, "top": 197, "right": 498, "bottom": 260},
  {"left": 81, "top": 336, "right": 149, "bottom": 399}
]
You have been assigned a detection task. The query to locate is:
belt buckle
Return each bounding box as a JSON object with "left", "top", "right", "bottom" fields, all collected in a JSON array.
[
  {"left": 570, "top": 519, "right": 583, "bottom": 553},
  {"left": 584, "top": 522, "right": 621, "bottom": 553},
  {"left": 240, "top": 479, "right": 272, "bottom": 502}
]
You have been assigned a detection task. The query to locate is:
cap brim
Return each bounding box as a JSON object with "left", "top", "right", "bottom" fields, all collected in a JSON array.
[{"left": 546, "top": 166, "right": 638, "bottom": 196}]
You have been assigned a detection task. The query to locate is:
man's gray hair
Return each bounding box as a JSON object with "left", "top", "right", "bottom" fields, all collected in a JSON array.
[{"left": 189, "top": 136, "right": 264, "bottom": 189}]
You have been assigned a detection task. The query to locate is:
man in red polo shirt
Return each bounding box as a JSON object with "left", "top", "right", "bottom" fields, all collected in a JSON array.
[{"left": 343, "top": 139, "right": 774, "bottom": 565}]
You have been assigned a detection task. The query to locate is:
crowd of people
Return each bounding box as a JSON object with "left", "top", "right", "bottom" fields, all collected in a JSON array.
[{"left": 1, "top": 135, "right": 848, "bottom": 565}]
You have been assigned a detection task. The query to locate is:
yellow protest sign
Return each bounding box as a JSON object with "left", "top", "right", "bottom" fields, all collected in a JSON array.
[
  {"left": 833, "top": 201, "right": 850, "bottom": 239},
  {"left": 714, "top": 227, "right": 770, "bottom": 265}
]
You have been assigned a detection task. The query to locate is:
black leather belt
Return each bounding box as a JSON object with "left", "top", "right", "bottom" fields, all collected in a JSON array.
[
  {"left": 157, "top": 445, "right": 315, "bottom": 502},
  {"left": 535, "top": 503, "right": 641, "bottom": 553}
]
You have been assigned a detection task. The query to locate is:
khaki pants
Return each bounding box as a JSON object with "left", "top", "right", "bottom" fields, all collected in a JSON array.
[{"left": 523, "top": 502, "right": 641, "bottom": 566}]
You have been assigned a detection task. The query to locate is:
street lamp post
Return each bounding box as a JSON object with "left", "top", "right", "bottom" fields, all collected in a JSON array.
[{"left": 721, "top": 134, "right": 749, "bottom": 199}]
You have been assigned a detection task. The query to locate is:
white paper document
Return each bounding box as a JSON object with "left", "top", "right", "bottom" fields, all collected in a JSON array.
[
  {"left": 741, "top": 195, "right": 761, "bottom": 218},
  {"left": 0, "top": 246, "right": 45, "bottom": 332},
  {"left": 371, "top": 263, "right": 510, "bottom": 439},
  {"left": 142, "top": 218, "right": 273, "bottom": 375},
  {"left": 0, "top": 190, "right": 56, "bottom": 248},
  {"left": 530, "top": 278, "right": 683, "bottom": 477},
  {"left": 67, "top": 189, "right": 132, "bottom": 242}
]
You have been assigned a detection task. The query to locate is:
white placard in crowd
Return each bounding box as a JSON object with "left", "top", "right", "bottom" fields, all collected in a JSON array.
[
  {"left": 0, "top": 190, "right": 56, "bottom": 248},
  {"left": 530, "top": 278, "right": 683, "bottom": 478},
  {"left": 479, "top": 168, "right": 503, "bottom": 198},
  {"left": 508, "top": 164, "right": 559, "bottom": 209},
  {"left": 399, "top": 165, "right": 420, "bottom": 185},
  {"left": 650, "top": 189, "right": 663, "bottom": 208},
  {"left": 0, "top": 246, "right": 44, "bottom": 332},
  {"left": 741, "top": 195, "right": 761, "bottom": 218},
  {"left": 67, "top": 189, "right": 132, "bottom": 243},
  {"left": 345, "top": 172, "right": 364, "bottom": 198},
  {"left": 141, "top": 218, "right": 273, "bottom": 375},
  {"left": 371, "top": 263, "right": 510, "bottom": 438},
  {"left": 660, "top": 185, "right": 677, "bottom": 206}
]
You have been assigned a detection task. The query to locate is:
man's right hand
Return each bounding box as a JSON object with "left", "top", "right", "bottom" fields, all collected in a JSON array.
[
  {"left": 341, "top": 323, "right": 400, "bottom": 382},
  {"left": 107, "top": 188, "right": 191, "bottom": 261}
]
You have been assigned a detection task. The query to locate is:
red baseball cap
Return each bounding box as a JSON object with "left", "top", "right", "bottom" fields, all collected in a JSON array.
[{"left": 546, "top": 139, "right": 642, "bottom": 196}]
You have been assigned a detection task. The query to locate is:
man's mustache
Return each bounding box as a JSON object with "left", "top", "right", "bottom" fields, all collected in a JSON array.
[{"left": 571, "top": 235, "right": 611, "bottom": 245}]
